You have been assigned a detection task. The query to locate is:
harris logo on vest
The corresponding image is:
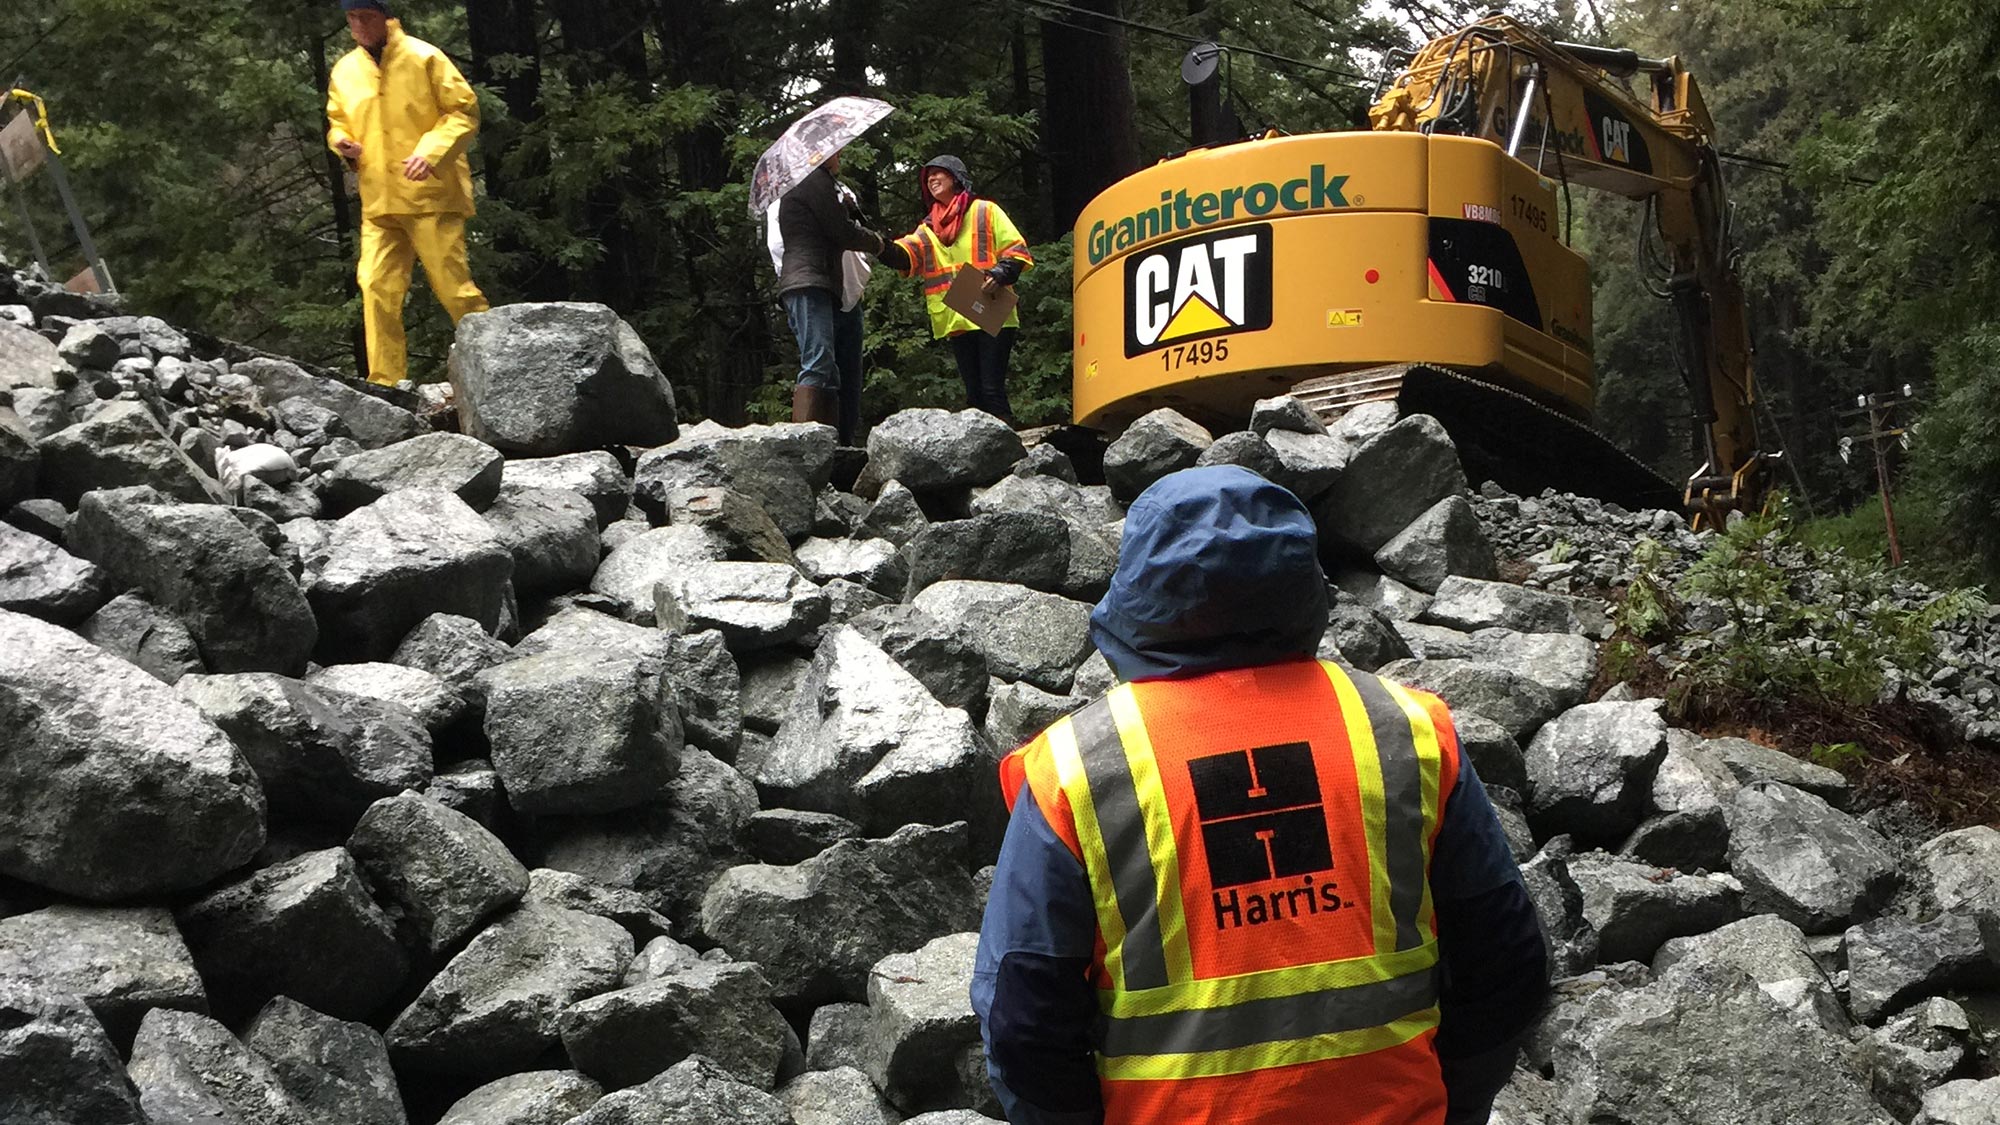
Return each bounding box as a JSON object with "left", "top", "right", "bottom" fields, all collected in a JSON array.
[{"left": 1188, "top": 742, "right": 1351, "bottom": 930}]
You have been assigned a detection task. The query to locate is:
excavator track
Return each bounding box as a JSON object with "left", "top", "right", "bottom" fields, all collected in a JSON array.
[{"left": 1291, "top": 364, "right": 1682, "bottom": 511}]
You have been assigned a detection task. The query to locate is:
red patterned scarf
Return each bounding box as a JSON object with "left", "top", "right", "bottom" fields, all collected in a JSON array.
[{"left": 927, "top": 190, "right": 972, "bottom": 245}]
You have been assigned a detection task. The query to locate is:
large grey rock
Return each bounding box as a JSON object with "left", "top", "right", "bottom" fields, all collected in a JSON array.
[
  {"left": 1915, "top": 1077, "right": 2000, "bottom": 1125},
  {"left": 911, "top": 580, "right": 1093, "bottom": 693},
  {"left": 1650, "top": 732, "right": 1742, "bottom": 814},
  {"left": 76, "top": 590, "right": 204, "bottom": 683},
  {"left": 0, "top": 408, "right": 38, "bottom": 509},
  {"left": 321, "top": 432, "right": 505, "bottom": 512},
  {"left": 589, "top": 524, "right": 727, "bottom": 623},
  {"left": 178, "top": 672, "right": 433, "bottom": 825},
  {"left": 1653, "top": 913, "right": 1848, "bottom": 1035},
  {"left": 1556, "top": 964, "right": 1896, "bottom": 1125},
  {"left": 243, "top": 996, "right": 408, "bottom": 1125},
  {"left": 502, "top": 450, "right": 632, "bottom": 528},
  {"left": 750, "top": 626, "right": 988, "bottom": 833},
  {"left": 745, "top": 809, "right": 862, "bottom": 865},
  {"left": 536, "top": 747, "right": 759, "bottom": 923},
  {"left": 985, "top": 679, "right": 1086, "bottom": 755},
  {"left": 859, "top": 479, "right": 930, "bottom": 546},
  {"left": 0, "top": 519, "right": 103, "bottom": 623},
  {"left": 347, "top": 791, "right": 529, "bottom": 954},
  {"left": 806, "top": 1003, "right": 873, "bottom": 1072},
  {"left": 567, "top": 1055, "right": 790, "bottom": 1125},
  {"left": 89, "top": 315, "right": 190, "bottom": 360},
  {"left": 1375, "top": 657, "right": 1561, "bottom": 741},
  {"left": 1844, "top": 911, "right": 2000, "bottom": 1024},
  {"left": 1702, "top": 737, "right": 1850, "bottom": 807},
  {"left": 480, "top": 649, "right": 682, "bottom": 815},
  {"left": 1520, "top": 842, "right": 1600, "bottom": 977},
  {"left": 846, "top": 603, "right": 990, "bottom": 716},
  {"left": 740, "top": 651, "right": 811, "bottom": 734},
  {"left": 559, "top": 960, "right": 791, "bottom": 1090},
  {"left": 438, "top": 1071, "right": 604, "bottom": 1125},
  {"left": 668, "top": 628, "right": 745, "bottom": 759},
  {"left": 126, "top": 1007, "right": 310, "bottom": 1125},
  {"left": 661, "top": 485, "right": 797, "bottom": 566},
  {"left": 1461, "top": 627, "right": 1598, "bottom": 709},
  {"left": 1728, "top": 781, "right": 1900, "bottom": 933},
  {"left": 1103, "top": 408, "right": 1213, "bottom": 503},
  {"left": 237, "top": 356, "right": 422, "bottom": 449},
  {"left": 176, "top": 848, "right": 408, "bottom": 1021},
  {"left": 0, "top": 608, "right": 265, "bottom": 900},
  {"left": 866, "top": 409, "right": 1025, "bottom": 495},
  {"left": 525, "top": 869, "right": 675, "bottom": 944},
  {"left": 1422, "top": 575, "right": 1582, "bottom": 635},
  {"left": 796, "top": 536, "right": 907, "bottom": 598},
  {"left": 450, "top": 302, "right": 680, "bottom": 456},
  {"left": 969, "top": 472, "right": 1121, "bottom": 601},
  {"left": 1568, "top": 851, "right": 1744, "bottom": 964},
  {"left": 903, "top": 511, "right": 1071, "bottom": 597},
  {"left": 308, "top": 661, "right": 466, "bottom": 734},
  {"left": 656, "top": 560, "right": 828, "bottom": 651},
  {"left": 699, "top": 823, "right": 980, "bottom": 1005},
  {"left": 1261, "top": 427, "right": 1349, "bottom": 503},
  {"left": 865, "top": 932, "right": 992, "bottom": 1115},
  {"left": 1525, "top": 701, "right": 1669, "bottom": 845},
  {"left": 1620, "top": 806, "right": 1730, "bottom": 873},
  {"left": 38, "top": 400, "right": 220, "bottom": 505},
  {"left": 1315, "top": 414, "right": 1466, "bottom": 554},
  {"left": 70, "top": 485, "right": 316, "bottom": 673},
  {"left": 58, "top": 320, "right": 123, "bottom": 368},
  {"left": 307, "top": 489, "right": 514, "bottom": 662},
  {"left": 482, "top": 486, "right": 599, "bottom": 597},
  {"left": 634, "top": 420, "right": 834, "bottom": 541},
  {"left": 391, "top": 611, "right": 510, "bottom": 709},
  {"left": 1452, "top": 710, "right": 1526, "bottom": 793},
  {"left": 514, "top": 602, "right": 671, "bottom": 661},
  {"left": 1372, "top": 495, "right": 1497, "bottom": 593},
  {"left": 780, "top": 1066, "right": 898, "bottom": 1125},
  {"left": 0, "top": 316, "right": 62, "bottom": 391},
  {"left": 387, "top": 903, "right": 633, "bottom": 1077},
  {"left": 1319, "top": 601, "right": 1413, "bottom": 673},
  {"left": 1861, "top": 998, "right": 1977, "bottom": 1121},
  {"left": 1335, "top": 568, "right": 1433, "bottom": 621},
  {"left": 0, "top": 906, "right": 205, "bottom": 1045},
  {"left": 0, "top": 981, "right": 148, "bottom": 1125},
  {"left": 1916, "top": 826, "right": 2000, "bottom": 916}
]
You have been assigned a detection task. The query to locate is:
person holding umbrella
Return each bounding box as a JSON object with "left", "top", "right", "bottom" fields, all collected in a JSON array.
[
  {"left": 750, "top": 97, "right": 892, "bottom": 431},
  {"left": 878, "top": 156, "right": 1035, "bottom": 424}
]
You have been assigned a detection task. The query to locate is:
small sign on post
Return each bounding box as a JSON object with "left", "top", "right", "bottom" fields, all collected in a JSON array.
[
  {"left": 63, "top": 265, "right": 102, "bottom": 294},
  {"left": 0, "top": 110, "right": 44, "bottom": 182}
]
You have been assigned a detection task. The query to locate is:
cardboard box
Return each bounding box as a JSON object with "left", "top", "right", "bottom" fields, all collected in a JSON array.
[{"left": 942, "top": 264, "right": 1017, "bottom": 337}]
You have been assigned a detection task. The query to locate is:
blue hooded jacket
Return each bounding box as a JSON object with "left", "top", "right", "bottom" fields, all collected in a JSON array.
[{"left": 972, "top": 466, "right": 1547, "bottom": 1125}]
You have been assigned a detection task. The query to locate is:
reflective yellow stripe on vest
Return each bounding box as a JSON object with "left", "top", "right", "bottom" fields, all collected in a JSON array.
[{"left": 1055, "top": 666, "right": 1448, "bottom": 1081}]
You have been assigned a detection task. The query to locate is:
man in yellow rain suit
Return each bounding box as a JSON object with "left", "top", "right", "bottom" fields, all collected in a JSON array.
[{"left": 326, "top": 0, "right": 489, "bottom": 386}]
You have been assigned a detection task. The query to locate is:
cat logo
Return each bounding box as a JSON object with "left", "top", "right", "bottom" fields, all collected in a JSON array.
[
  {"left": 1124, "top": 224, "right": 1274, "bottom": 358},
  {"left": 1600, "top": 116, "right": 1633, "bottom": 164}
]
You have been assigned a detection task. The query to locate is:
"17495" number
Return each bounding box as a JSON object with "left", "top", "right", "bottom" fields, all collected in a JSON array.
[{"left": 1161, "top": 338, "right": 1230, "bottom": 371}]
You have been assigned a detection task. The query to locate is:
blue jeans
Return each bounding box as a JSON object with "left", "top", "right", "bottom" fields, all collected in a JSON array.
[{"left": 783, "top": 287, "right": 866, "bottom": 443}]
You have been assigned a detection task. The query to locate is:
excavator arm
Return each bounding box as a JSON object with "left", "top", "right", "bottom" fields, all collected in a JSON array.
[{"left": 1370, "top": 15, "right": 1764, "bottom": 517}]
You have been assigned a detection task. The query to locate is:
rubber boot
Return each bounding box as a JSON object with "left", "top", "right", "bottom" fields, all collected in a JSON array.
[{"left": 793, "top": 385, "right": 839, "bottom": 427}]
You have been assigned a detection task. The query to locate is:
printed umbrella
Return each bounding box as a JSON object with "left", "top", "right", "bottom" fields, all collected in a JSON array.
[{"left": 748, "top": 95, "right": 894, "bottom": 216}]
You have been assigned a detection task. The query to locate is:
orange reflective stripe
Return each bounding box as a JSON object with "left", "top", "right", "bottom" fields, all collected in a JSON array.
[
  {"left": 894, "top": 234, "right": 925, "bottom": 278},
  {"left": 975, "top": 201, "right": 995, "bottom": 267}
]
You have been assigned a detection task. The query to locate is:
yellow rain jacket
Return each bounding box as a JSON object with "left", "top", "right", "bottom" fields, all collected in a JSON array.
[
  {"left": 326, "top": 20, "right": 479, "bottom": 218},
  {"left": 891, "top": 199, "right": 1035, "bottom": 338}
]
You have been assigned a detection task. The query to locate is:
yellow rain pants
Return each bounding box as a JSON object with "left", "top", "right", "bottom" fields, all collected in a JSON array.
[{"left": 357, "top": 213, "right": 488, "bottom": 387}]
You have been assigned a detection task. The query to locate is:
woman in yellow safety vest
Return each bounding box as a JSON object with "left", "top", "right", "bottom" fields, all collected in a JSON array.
[{"left": 878, "top": 155, "right": 1035, "bottom": 424}]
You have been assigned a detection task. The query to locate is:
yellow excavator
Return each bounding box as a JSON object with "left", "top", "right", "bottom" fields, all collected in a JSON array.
[{"left": 1068, "top": 13, "right": 1769, "bottom": 518}]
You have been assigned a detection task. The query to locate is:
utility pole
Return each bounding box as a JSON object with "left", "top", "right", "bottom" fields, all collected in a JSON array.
[{"left": 1837, "top": 385, "right": 1918, "bottom": 567}]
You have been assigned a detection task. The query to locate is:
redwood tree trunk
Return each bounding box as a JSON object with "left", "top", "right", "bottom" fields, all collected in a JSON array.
[{"left": 1040, "top": 0, "right": 1141, "bottom": 233}]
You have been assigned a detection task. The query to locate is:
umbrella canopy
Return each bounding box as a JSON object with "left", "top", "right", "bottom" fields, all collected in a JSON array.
[{"left": 748, "top": 95, "right": 894, "bottom": 216}]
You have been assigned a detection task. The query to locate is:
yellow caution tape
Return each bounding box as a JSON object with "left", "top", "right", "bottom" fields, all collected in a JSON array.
[{"left": 5, "top": 89, "right": 60, "bottom": 156}]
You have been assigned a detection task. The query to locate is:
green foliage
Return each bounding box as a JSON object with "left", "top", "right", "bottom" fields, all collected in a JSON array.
[
  {"left": 1674, "top": 511, "right": 1968, "bottom": 708},
  {"left": 1615, "top": 536, "right": 1679, "bottom": 642},
  {"left": 1808, "top": 741, "right": 1867, "bottom": 770}
]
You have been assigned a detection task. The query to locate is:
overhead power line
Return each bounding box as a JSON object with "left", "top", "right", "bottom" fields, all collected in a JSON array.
[{"left": 1012, "top": 0, "right": 1379, "bottom": 91}]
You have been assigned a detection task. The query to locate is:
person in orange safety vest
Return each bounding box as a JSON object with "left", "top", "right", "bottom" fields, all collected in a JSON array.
[
  {"left": 974, "top": 465, "right": 1549, "bottom": 1125},
  {"left": 877, "top": 155, "right": 1034, "bottom": 424}
]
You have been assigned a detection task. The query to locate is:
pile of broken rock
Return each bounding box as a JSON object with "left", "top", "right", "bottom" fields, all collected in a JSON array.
[{"left": 1, "top": 272, "right": 1996, "bottom": 1125}]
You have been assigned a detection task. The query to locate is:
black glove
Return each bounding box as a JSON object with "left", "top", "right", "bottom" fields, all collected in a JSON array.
[
  {"left": 985, "top": 259, "right": 1024, "bottom": 287},
  {"left": 878, "top": 238, "right": 912, "bottom": 272}
]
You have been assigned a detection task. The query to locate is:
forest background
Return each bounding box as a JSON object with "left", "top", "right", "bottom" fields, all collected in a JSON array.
[{"left": 1, "top": 0, "right": 1994, "bottom": 583}]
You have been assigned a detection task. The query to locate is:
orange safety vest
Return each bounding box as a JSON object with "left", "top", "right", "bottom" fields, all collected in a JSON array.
[
  {"left": 892, "top": 198, "right": 1035, "bottom": 337},
  {"left": 1000, "top": 658, "right": 1462, "bottom": 1125}
]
